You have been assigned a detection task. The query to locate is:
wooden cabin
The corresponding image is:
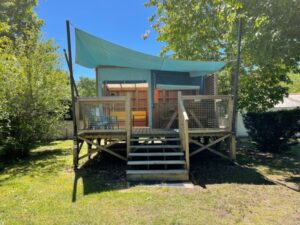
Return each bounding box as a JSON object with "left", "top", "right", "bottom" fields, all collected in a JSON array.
[{"left": 71, "top": 28, "right": 236, "bottom": 181}]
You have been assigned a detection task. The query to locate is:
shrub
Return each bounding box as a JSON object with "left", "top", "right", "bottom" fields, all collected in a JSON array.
[
  {"left": 0, "top": 0, "right": 70, "bottom": 161},
  {"left": 0, "top": 137, "right": 29, "bottom": 160},
  {"left": 243, "top": 108, "right": 300, "bottom": 152}
]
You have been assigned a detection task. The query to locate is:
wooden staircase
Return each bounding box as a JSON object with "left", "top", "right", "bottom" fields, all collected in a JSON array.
[{"left": 126, "top": 131, "right": 189, "bottom": 181}]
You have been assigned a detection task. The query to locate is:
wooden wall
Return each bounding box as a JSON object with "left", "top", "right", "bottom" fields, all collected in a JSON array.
[
  {"left": 103, "top": 86, "right": 148, "bottom": 127},
  {"left": 203, "top": 74, "right": 218, "bottom": 95}
]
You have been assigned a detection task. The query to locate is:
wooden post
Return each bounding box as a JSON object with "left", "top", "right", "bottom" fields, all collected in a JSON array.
[
  {"left": 97, "top": 138, "right": 101, "bottom": 146},
  {"left": 87, "top": 142, "right": 92, "bottom": 160},
  {"left": 183, "top": 117, "right": 190, "bottom": 170},
  {"left": 96, "top": 67, "right": 100, "bottom": 97},
  {"left": 178, "top": 92, "right": 190, "bottom": 170},
  {"left": 125, "top": 93, "right": 132, "bottom": 158},
  {"left": 66, "top": 20, "right": 79, "bottom": 168},
  {"left": 73, "top": 139, "right": 79, "bottom": 168},
  {"left": 229, "top": 135, "right": 236, "bottom": 160}
]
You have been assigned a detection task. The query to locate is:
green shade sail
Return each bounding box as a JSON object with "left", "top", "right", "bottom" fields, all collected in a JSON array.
[{"left": 75, "top": 28, "right": 226, "bottom": 75}]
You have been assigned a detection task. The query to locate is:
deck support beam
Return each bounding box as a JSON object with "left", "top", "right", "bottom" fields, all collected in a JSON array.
[
  {"left": 73, "top": 139, "right": 79, "bottom": 168},
  {"left": 189, "top": 138, "right": 232, "bottom": 161},
  {"left": 78, "top": 139, "right": 120, "bottom": 160},
  {"left": 190, "top": 134, "right": 231, "bottom": 157},
  {"left": 229, "top": 134, "right": 236, "bottom": 160},
  {"left": 87, "top": 143, "right": 92, "bottom": 160},
  {"left": 78, "top": 136, "right": 127, "bottom": 161}
]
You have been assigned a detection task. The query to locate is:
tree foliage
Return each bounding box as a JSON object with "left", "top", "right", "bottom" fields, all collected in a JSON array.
[
  {"left": 0, "top": 0, "right": 69, "bottom": 159},
  {"left": 77, "top": 77, "right": 96, "bottom": 97},
  {"left": 146, "top": 0, "right": 300, "bottom": 112},
  {"left": 286, "top": 73, "right": 300, "bottom": 93}
]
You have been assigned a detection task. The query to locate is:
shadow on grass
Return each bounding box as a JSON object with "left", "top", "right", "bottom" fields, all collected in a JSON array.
[
  {"left": 190, "top": 151, "right": 274, "bottom": 188},
  {"left": 238, "top": 140, "right": 300, "bottom": 175},
  {"left": 0, "top": 147, "right": 70, "bottom": 185},
  {"left": 72, "top": 148, "right": 276, "bottom": 201},
  {"left": 285, "top": 176, "right": 300, "bottom": 190},
  {"left": 233, "top": 139, "right": 300, "bottom": 192},
  {"left": 72, "top": 152, "right": 127, "bottom": 202}
]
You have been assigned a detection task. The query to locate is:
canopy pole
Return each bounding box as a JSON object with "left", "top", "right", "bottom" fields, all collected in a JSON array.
[
  {"left": 231, "top": 18, "right": 242, "bottom": 135},
  {"left": 229, "top": 18, "right": 242, "bottom": 161},
  {"left": 66, "top": 20, "right": 79, "bottom": 168},
  {"left": 64, "top": 49, "right": 79, "bottom": 96}
]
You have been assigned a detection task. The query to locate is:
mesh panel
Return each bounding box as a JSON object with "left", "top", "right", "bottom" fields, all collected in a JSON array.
[
  {"left": 78, "top": 101, "right": 126, "bottom": 130},
  {"left": 183, "top": 98, "right": 230, "bottom": 129}
]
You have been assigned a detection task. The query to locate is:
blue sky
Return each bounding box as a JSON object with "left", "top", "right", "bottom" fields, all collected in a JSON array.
[{"left": 36, "top": 0, "right": 163, "bottom": 79}]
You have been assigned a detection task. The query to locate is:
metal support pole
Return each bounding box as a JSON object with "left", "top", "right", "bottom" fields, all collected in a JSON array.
[
  {"left": 230, "top": 18, "right": 242, "bottom": 160},
  {"left": 64, "top": 49, "right": 79, "bottom": 96},
  {"left": 66, "top": 20, "right": 79, "bottom": 168},
  {"left": 231, "top": 18, "right": 242, "bottom": 134}
]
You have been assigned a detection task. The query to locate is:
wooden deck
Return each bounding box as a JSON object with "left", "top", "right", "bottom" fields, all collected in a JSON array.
[
  {"left": 188, "top": 128, "right": 231, "bottom": 136},
  {"left": 77, "top": 128, "right": 230, "bottom": 138},
  {"left": 132, "top": 128, "right": 178, "bottom": 137},
  {"left": 72, "top": 93, "right": 236, "bottom": 181},
  {"left": 77, "top": 129, "right": 126, "bottom": 139}
]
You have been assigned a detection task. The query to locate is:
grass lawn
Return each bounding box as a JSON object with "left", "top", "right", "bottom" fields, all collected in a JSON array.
[{"left": 0, "top": 140, "right": 299, "bottom": 225}]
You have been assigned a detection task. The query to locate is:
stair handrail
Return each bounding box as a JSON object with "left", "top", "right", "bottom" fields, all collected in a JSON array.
[{"left": 178, "top": 92, "right": 190, "bottom": 170}]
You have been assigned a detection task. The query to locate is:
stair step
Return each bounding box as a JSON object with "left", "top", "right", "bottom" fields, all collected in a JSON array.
[
  {"left": 126, "top": 169, "right": 189, "bottom": 181},
  {"left": 127, "top": 169, "right": 188, "bottom": 174},
  {"left": 130, "top": 145, "right": 181, "bottom": 149},
  {"left": 129, "top": 152, "right": 184, "bottom": 157},
  {"left": 130, "top": 138, "right": 180, "bottom": 142},
  {"left": 127, "top": 160, "right": 186, "bottom": 165}
]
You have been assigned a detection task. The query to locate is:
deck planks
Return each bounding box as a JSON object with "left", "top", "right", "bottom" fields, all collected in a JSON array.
[{"left": 132, "top": 128, "right": 178, "bottom": 137}]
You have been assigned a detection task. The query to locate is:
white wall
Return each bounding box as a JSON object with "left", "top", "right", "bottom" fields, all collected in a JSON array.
[
  {"left": 54, "top": 121, "right": 73, "bottom": 139},
  {"left": 236, "top": 112, "right": 248, "bottom": 137}
]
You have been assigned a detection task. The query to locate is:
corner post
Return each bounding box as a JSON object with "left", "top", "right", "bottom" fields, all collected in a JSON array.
[{"left": 230, "top": 18, "right": 242, "bottom": 160}]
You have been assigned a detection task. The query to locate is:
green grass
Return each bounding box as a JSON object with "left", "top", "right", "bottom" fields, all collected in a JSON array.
[{"left": 0, "top": 140, "right": 300, "bottom": 225}]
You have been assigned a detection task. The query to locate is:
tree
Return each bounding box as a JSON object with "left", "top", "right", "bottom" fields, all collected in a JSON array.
[
  {"left": 77, "top": 77, "right": 96, "bottom": 97},
  {"left": 287, "top": 73, "right": 300, "bottom": 93},
  {"left": 0, "top": 39, "right": 69, "bottom": 159},
  {"left": 0, "top": 0, "right": 69, "bottom": 159},
  {"left": 145, "top": 0, "right": 300, "bottom": 112},
  {"left": 0, "top": 0, "right": 43, "bottom": 45}
]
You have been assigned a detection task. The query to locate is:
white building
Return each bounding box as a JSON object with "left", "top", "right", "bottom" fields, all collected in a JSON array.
[{"left": 237, "top": 94, "right": 300, "bottom": 136}]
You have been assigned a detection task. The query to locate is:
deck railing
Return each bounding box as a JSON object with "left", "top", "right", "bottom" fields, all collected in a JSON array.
[
  {"left": 75, "top": 94, "right": 132, "bottom": 136},
  {"left": 178, "top": 92, "right": 190, "bottom": 170},
  {"left": 180, "top": 95, "right": 233, "bottom": 131},
  {"left": 178, "top": 93, "right": 234, "bottom": 169}
]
